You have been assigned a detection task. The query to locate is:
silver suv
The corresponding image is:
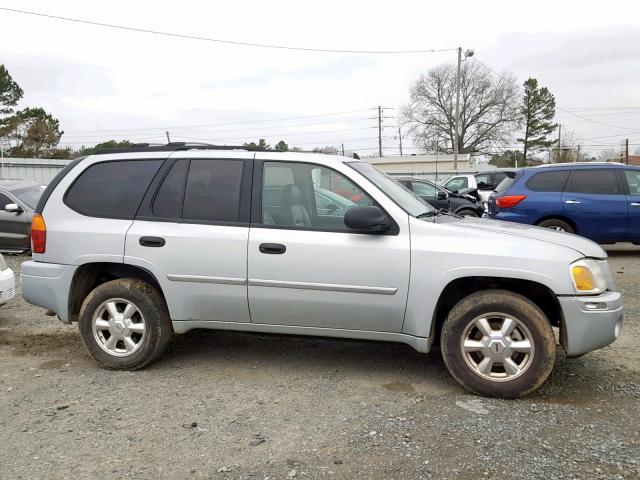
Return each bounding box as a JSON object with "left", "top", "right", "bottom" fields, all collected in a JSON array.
[{"left": 21, "top": 144, "right": 623, "bottom": 398}]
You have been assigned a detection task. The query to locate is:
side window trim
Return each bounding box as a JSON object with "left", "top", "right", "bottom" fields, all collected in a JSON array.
[{"left": 250, "top": 159, "right": 399, "bottom": 235}]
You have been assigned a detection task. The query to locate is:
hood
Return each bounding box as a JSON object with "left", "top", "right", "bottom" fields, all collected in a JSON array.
[{"left": 440, "top": 216, "right": 607, "bottom": 258}]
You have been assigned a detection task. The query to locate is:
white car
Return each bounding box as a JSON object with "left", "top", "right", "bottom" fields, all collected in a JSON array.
[{"left": 0, "top": 253, "right": 15, "bottom": 305}]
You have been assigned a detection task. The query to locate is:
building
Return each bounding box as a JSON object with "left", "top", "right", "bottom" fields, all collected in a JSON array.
[{"left": 365, "top": 153, "right": 482, "bottom": 174}]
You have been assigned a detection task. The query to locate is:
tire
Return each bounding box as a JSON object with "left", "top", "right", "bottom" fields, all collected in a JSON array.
[
  {"left": 457, "top": 209, "right": 480, "bottom": 218},
  {"left": 78, "top": 278, "right": 172, "bottom": 370},
  {"left": 440, "top": 289, "right": 556, "bottom": 398},
  {"left": 537, "top": 218, "right": 574, "bottom": 234}
]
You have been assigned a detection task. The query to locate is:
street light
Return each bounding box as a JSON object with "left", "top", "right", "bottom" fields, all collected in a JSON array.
[{"left": 453, "top": 47, "right": 474, "bottom": 170}]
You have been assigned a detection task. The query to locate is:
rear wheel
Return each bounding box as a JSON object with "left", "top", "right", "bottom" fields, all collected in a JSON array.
[
  {"left": 440, "top": 289, "right": 556, "bottom": 398},
  {"left": 78, "top": 278, "right": 172, "bottom": 370},
  {"left": 537, "top": 218, "right": 574, "bottom": 233}
]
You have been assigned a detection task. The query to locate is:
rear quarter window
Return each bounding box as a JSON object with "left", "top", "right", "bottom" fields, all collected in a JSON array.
[
  {"left": 525, "top": 170, "right": 570, "bottom": 192},
  {"left": 494, "top": 171, "right": 522, "bottom": 193},
  {"left": 65, "top": 159, "right": 163, "bottom": 218}
]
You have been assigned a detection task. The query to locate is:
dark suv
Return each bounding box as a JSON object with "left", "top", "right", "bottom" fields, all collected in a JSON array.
[{"left": 488, "top": 162, "right": 640, "bottom": 244}]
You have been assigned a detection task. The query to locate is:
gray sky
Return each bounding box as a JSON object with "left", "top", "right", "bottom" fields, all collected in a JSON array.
[{"left": 1, "top": 0, "right": 639, "bottom": 156}]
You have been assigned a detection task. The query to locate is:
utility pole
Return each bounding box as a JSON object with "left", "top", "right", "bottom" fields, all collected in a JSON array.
[
  {"left": 165, "top": 131, "right": 171, "bottom": 143},
  {"left": 625, "top": 138, "right": 629, "bottom": 164},
  {"left": 0, "top": 144, "right": 4, "bottom": 178},
  {"left": 453, "top": 47, "right": 462, "bottom": 170},
  {"left": 341, "top": 143, "right": 345, "bottom": 156},
  {"left": 453, "top": 48, "right": 474, "bottom": 171},
  {"left": 576, "top": 145, "right": 580, "bottom": 163},
  {"left": 557, "top": 124, "right": 562, "bottom": 162},
  {"left": 514, "top": 151, "right": 517, "bottom": 168},
  {"left": 398, "top": 127, "right": 403, "bottom": 156},
  {"left": 377, "top": 105, "right": 383, "bottom": 158}
]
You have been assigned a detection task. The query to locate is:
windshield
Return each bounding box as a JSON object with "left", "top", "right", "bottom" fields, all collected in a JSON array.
[
  {"left": 348, "top": 162, "right": 435, "bottom": 217},
  {"left": 12, "top": 185, "right": 45, "bottom": 209}
]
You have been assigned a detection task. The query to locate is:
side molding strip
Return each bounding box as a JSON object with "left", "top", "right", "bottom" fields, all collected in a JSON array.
[
  {"left": 248, "top": 278, "right": 397, "bottom": 295},
  {"left": 167, "top": 274, "right": 246, "bottom": 286}
]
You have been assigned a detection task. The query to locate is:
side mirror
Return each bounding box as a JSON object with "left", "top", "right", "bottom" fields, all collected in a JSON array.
[
  {"left": 344, "top": 206, "right": 390, "bottom": 232},
  {"left": 5, "top": 203, "right": 22, "bottom": 214},
  {"left": 436, "top": 191, "right": 448, "bottom": 200}
]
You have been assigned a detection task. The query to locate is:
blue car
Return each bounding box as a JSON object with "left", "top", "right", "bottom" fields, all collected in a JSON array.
[{"left": 488, "top": 162, "right": 640, "bottom": 244}]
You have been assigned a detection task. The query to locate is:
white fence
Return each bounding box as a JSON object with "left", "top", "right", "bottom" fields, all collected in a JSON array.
[{"left": 0, "top": 157, "right": 72, "bottom": 184}]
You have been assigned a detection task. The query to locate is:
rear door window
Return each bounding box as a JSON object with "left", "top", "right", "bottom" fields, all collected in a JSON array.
[
  {"left": 182, "top": 159, "right": 245, "bottom": 223},
  {"left": 565, "top": 169, "right": 621, "bottom": 195},
  {"left": 65, "top": 160, "right": 163, "bottom": 218},
  {"left": 526, "top": 171, "right": 570, "bottom": 192}
]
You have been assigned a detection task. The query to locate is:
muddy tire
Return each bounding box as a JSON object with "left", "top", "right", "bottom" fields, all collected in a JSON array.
[
  {"left": 441, "top": 289, "right": 556, "bottom": 398},
  {"left": 537, "top": 218, "right": 574, "bottom": 234},
  {"left": 78, "top": 278, "right": 172, "bottom": 370}
]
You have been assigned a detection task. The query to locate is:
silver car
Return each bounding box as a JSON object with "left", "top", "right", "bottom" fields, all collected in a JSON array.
[{"left": 20, "top": 145, "right": 623, "bottom": 398}]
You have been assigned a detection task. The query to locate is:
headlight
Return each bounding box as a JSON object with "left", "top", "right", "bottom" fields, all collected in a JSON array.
[{"left": 570, "top": 259, "right": 606, "bottom": 294}]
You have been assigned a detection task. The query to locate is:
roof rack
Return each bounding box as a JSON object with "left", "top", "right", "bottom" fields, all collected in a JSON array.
[{"left": 93, "top": 141, "right": 257, "bottom": 155}]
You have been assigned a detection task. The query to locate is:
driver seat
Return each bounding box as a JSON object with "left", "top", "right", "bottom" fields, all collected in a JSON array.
[{"left": 278, "top": 184, "right": 311, "bottom": 227}]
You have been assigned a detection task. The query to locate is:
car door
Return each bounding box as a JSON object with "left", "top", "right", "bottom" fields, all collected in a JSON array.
[
  {"left": 125, "top": 152, "right": 252, "bottom": 323},
  {"left": 247, "top": 157, "right": 410, "bottom": 332},
  {"left": 622, "top": 168, "right": 640, "bottom": 242},
  {"left": 562, "top": 168, "right": 627, "bottom": 242},
  {"left": 0, "top": 191, "right": 29, "bottom": 251}
]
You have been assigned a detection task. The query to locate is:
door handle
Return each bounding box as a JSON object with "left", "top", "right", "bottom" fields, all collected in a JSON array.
[
  {"left": 259, "top": 243, "right": 286, "bottom": 254},
  {"left": 139, "top": 236, "right": 166, "bottom": 247},
  {"left": 565, "top": 200, "right": 581, "bottom": 205},
  {"left": 631, "top": 202, "right": 640, "bottom": 207}
]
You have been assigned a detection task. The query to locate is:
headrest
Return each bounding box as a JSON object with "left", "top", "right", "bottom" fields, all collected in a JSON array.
[{"left": 281, "top": 184, "right": 302, "bottom": 205}]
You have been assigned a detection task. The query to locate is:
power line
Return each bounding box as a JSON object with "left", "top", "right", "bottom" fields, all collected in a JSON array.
[
  {"left": 61, "top": 108, "right": 377, "bottom": 134},
  {"left": 64, "top": 123, "right": 377, "bottom": 140},
  {"left": 0, "top": 7, "right": 457, "bottom": 55}
]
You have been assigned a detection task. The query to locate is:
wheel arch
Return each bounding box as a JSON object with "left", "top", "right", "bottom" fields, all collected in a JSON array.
[
  {"left": 68, "top": 262, "right": 165, "bottom": 323},
  {"left": 535, "top": 214, "right": 578, "bottom": 233},
  {"left": 430, "top": 276, "right": 562, "bottom": 343}
]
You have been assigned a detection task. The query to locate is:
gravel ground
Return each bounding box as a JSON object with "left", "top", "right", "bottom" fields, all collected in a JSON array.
[{"left": 1, "top": 247, "right": 639, "bottom": 480}]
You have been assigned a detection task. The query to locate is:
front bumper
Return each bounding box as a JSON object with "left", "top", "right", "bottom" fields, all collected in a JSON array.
[
  {"left": 0, "top": 267, "right": 16, "bottom": 305},
  {"left": 20, "top": 260, "right": 77, "bottom": 323},
  {"left": 559, "top": 290, "right": 623, "bottom": 357}
]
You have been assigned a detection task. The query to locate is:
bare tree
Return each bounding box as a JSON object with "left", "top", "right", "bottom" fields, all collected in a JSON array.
[{"left": 403, "top": 62, "right": 521, "bottom": 154}]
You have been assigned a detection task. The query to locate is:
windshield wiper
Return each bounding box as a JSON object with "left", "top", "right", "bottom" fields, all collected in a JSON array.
[
  {"left": 416, "top": 211, "right": 437, "bottom": 219},
  {"left": 435, "top": 208, "right": 463, "bottom": 219}
]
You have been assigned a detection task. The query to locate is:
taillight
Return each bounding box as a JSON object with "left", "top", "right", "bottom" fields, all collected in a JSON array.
[
  {"left": 31, "top": 214, "right": 46, "bottom": 254},
  {"left": 496, "top": 195, "right": 527, "bottom": 209}
]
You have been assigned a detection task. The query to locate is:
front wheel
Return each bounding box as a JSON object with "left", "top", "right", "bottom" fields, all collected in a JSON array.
[
  {"left": 440, "top": 289, "right": 556, "bottom": 398},
  {"left": 78, "top": 278, "right": 172, "bottom": 370}
]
